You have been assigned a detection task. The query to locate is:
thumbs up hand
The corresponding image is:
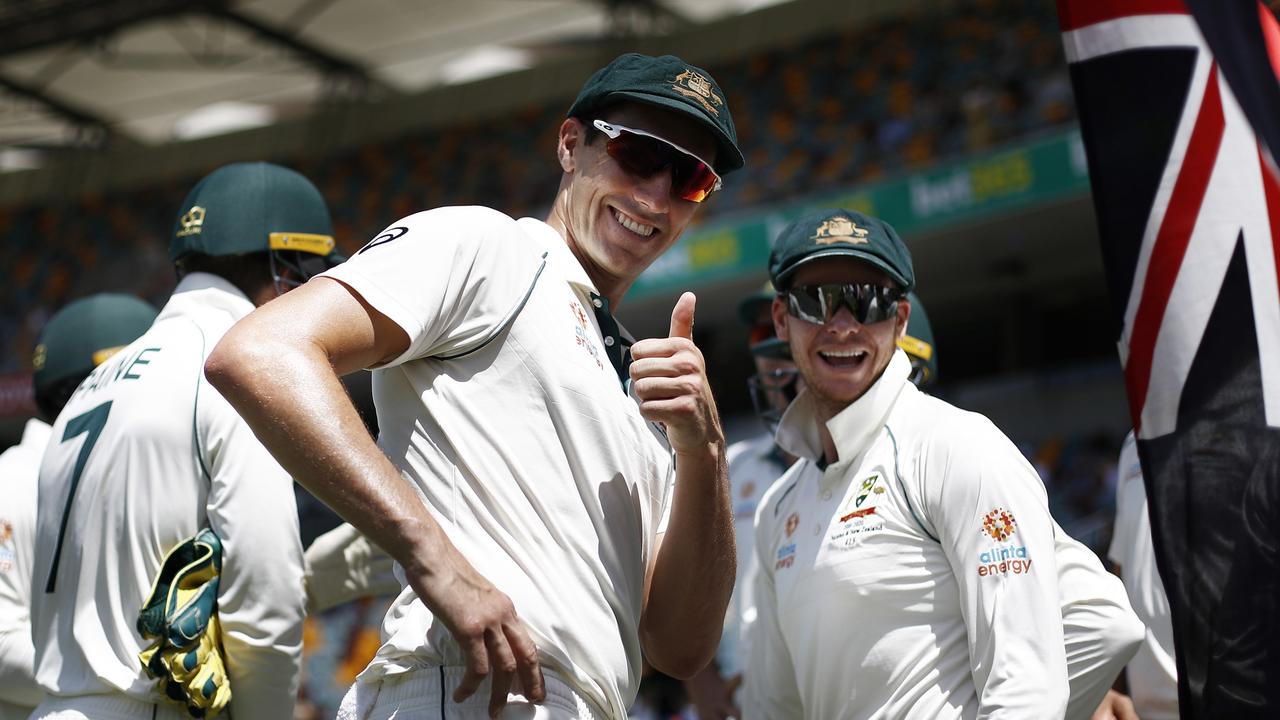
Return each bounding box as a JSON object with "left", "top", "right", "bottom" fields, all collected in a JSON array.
[{"left": 629, "top": 292, "right": 725, "bottom": 454}]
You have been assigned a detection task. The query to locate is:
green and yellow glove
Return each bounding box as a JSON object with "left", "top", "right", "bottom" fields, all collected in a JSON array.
[{"left": 137, "top": 528, "right": 232, "bottom": 718}]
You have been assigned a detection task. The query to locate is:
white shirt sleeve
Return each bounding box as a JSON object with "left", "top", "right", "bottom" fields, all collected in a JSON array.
[
  {"left": 0, "top": 439, "right": 43, "bottom": 708},
  {"left": 921, "top": 418, "right": 1069, "bottom": 719},
  {"left": 320, "top": 206, "right": 546, "bottom": 365},
  {"left": 742, "top": 487, "right": 804, "bottom": 720},
  {"left": 1058, "top": 525, "right": 1143, "bottom": 720},
  {"left": 199, "top": 379, "right": 305, "bottom": 720},
  {"left": 304, "top": 522, "right": 401, "bottom": 614},
  {"left": 1108, "top": 432, "right": 1142, "bottom": 567}
]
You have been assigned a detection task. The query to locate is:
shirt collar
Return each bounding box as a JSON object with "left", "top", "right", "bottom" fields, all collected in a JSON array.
[
  {"left": 22, "top": 417, "right": 51, "bottom": 448},
  {"left": 776, "top": 348, "right": 912, "bottom": 467},
  {"left": 157, "top": 272, "right": 256, "bottom": 323}
]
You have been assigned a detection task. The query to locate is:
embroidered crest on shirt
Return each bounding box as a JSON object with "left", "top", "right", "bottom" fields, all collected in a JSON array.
[
  {"left": 977, "top": 508, "right": 1032, "bottom": 577},
  {"left": 785, "top": 512, "right": 800, "bottom": 538},
  {"left": 829, "top": 473, "right": 887, "bottom": 548},
  {"left": 570, "top": 301, "right": 604, "bottom": 371}
]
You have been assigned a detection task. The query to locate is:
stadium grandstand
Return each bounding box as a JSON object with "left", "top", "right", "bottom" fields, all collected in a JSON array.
[{"left": 0, "top": 0, "right": 1130, "bottom": 716}]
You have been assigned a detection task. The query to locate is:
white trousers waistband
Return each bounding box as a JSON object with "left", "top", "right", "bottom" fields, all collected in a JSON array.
[{"left": 338, "top": 666, "right": 605, "bottom": 720}]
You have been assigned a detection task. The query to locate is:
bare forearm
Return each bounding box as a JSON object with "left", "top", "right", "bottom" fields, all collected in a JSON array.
[
  {"left": 641, "top": 440, "right": 736, "bottom": 677},
  {"left": 205, "top": 329, "right": 447, "bottom": 574}
]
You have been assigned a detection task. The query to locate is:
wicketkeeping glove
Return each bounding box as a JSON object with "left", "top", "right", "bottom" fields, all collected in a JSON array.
[{"left": 137, "top": 527, "right": 232, "bottom": 718}]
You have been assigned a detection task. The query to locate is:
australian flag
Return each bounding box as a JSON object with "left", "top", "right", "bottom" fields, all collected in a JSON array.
[{"left": 1058, "top": 0, "right": 1280, "bottom": 716}]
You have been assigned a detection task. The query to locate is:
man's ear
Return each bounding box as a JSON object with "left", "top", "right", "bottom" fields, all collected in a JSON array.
[
  {"left": 895, "top": 296, "right": 912, "bottom": 340},
  {"left": 558, "top": 117, "right": 584, "bottom": 173},
  {"left": 772, "top": 295, "right": 790, "bottom": 341}
]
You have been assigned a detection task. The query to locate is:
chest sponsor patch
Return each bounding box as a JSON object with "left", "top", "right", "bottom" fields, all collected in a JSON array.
[
  {"left": 829, "top": 473, "right": 887, "bottom": 547},
  {"left": 775, "top": 542, "right": 797, "bottom": 570},
  {"left": 569, "top": 301, "right": 604, "bottom": 371}
]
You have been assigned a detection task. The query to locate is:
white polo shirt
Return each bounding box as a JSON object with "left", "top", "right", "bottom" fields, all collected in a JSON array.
[
  {"left": 721, "top": 432, "right": 790, "bottom": 679},
  {"left": 745, "top": 351, "right": 1068, "bottom": 719},
  {"left": 0, "top": 418, "right": 49, "bottom": 719},
  {"left": 1108, "top": 433, "right": 1178, "bottom": 719},
  {"left": 320, "top": 206, "right": 674, "bottom": 720},
  {"left": 31, "top": 274, "right": 305, "bottom": 720}
]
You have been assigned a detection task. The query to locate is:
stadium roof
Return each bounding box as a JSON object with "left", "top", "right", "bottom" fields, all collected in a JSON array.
[{"left": 0, "top": 0, "right": 793, "bottom": 166}]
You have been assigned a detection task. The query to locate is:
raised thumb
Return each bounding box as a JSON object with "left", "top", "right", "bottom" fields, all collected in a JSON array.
[{"left": 669, "top": 291, "right": 696, "bottom": 340}]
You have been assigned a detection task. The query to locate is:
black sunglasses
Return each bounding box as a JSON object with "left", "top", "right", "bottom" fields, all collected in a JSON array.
[
  {"left": 784, "top": 283, "right": 903, "bottom": 325},
  {"left": 592, "top": 119, "right": 721, "bottom": 202}
]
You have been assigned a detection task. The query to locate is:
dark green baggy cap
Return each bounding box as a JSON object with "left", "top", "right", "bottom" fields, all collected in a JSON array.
[
  {"left": 898, "top": 291, "right": 937, "bottom": 386},
  {"left": 768, "top": 208, "right": 914, "bottom": 292},
  {"left": 33, "top": 293, "right": 158, "bottom": 396},
  {"left": 169, "top": 162, "right": 340, "bottom": 266},
  {"left": 568, "top": 52, "right": 744, "bottom": 174},
  {"left": 737, "top": 281, "right": 777, "bottom": 326}
]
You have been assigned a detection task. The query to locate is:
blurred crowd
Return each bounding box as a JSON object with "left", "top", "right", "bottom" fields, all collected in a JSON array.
[{"left": 0, "top": 0, "right": 1074, "bottom": 375}]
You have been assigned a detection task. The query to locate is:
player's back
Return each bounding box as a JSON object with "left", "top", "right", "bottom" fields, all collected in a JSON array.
[{"left": 32, "top": 287, "right": 225, "bottom": 699}]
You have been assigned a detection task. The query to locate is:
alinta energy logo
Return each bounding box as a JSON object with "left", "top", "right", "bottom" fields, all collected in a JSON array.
[{"left": 977, "top": 507, "right": 1031, "bottom": 578}]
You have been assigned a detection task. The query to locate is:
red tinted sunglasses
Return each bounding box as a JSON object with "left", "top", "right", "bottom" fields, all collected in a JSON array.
[{"left": 592, "top": 119, "right": 722, "bottom": 203}]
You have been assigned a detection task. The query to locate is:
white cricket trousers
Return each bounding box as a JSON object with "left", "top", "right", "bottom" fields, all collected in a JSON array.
[
  {"left": 29, "top": 694, "right": 190, "bottom": 720},
  {"left": 338, "top": 666, "right": 604, "bottom": 720}
]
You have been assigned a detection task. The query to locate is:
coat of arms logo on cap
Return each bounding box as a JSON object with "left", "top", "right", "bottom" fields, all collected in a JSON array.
[
  {"left": 811, "top": 216, "right": 869, "bottom": 246},
  {"left": 670, "top": 69, "right": 722, "bottom": 116},
  {"left": 176, "top": 206, "right": 206, "bottom": 237}
]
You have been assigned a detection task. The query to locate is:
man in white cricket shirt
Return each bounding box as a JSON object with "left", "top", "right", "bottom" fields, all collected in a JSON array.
[
  {"left": 744, "top": 209, "right": 1073, "bottom": 718},
  {"left": 0, "top": 294, "right": 156, "bottom": 720},
  {"left": 898, "top": 294, "right": 1142, "bottom": 720},
  {"left": 207, "top": 53, "right": 745, "bottom": 720},
  {"left": 30, "top": 162, "right": 343, "bottom": 720},
  {"left": 1104, "top": 432, "right": 1178, "bottom": 720}
]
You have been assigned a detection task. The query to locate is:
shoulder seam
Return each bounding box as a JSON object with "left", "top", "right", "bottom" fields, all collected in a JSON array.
[
  {"left": 437, "top": 252, "right": 548, "bottom": 361},
  {"left": 191, "top": 323, "right": 213, "bottom": 485},
  {"left": 887, "top": 424, "right": 940, "bottom": 543}
]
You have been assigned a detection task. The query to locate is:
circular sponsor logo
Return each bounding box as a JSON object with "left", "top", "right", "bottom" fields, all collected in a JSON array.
[{"left": 981, "top": 508, "right": 1017, "bottom": 542}]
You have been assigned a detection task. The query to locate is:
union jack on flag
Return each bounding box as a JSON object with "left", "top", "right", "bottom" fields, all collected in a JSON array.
[{"left": 1058, "top": 1, "right": 1280, "bottom": 715}]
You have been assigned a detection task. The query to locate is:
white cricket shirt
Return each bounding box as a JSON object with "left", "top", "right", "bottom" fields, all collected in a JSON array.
[
  {"left": 31, "top": 274, "right": 305, "bottom": 720},
  {"left": 1108, "top": 433, "right": 1178, "bottom": 719},
  {"left": 1056, "top": 518, "right": 1142, "bottom": 720},
  {"left": 320, "top": 206, "right": 674, "bottom": 720},
  {"left": 722, "top": 432, "right": 789, "bottom": 678},
  {"left": 745, "top": 351, "right": 1068, "bottom": 719},
  {"left": 0, "top": 418, "right": 49, "bottom": 718}
]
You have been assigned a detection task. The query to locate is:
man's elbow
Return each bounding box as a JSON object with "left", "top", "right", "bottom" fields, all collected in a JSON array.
[
  {"left": 205, "top": 322, "right": 273, "bottom": 398},
  {"left": 1101, "top": 604, "right": 1145, "bottom": 669},
  {"left": 639, "top": 625, "right": 717, "bottom": 680}
]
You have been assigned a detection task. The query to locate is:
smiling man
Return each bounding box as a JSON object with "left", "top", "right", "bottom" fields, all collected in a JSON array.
[
  {"left": 743, "top": 209, "right": 1069, "bottom": 719},
  {"left": 206, "top": 54, "right": 743, "bottom": 719}
]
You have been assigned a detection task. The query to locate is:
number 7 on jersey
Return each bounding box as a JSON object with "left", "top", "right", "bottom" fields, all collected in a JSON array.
[{"left": 45, "top": 400, "right": 112, "bottom": 593}]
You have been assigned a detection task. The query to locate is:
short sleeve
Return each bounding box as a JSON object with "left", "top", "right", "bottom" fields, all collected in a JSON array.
[{"left": 321, "top": 206, "right": 546, "bottom": 366}]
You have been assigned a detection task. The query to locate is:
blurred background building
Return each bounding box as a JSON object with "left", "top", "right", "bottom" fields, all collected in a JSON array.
[{"left": 0, "top": 1, "right": 1127, "bottom": 716}]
